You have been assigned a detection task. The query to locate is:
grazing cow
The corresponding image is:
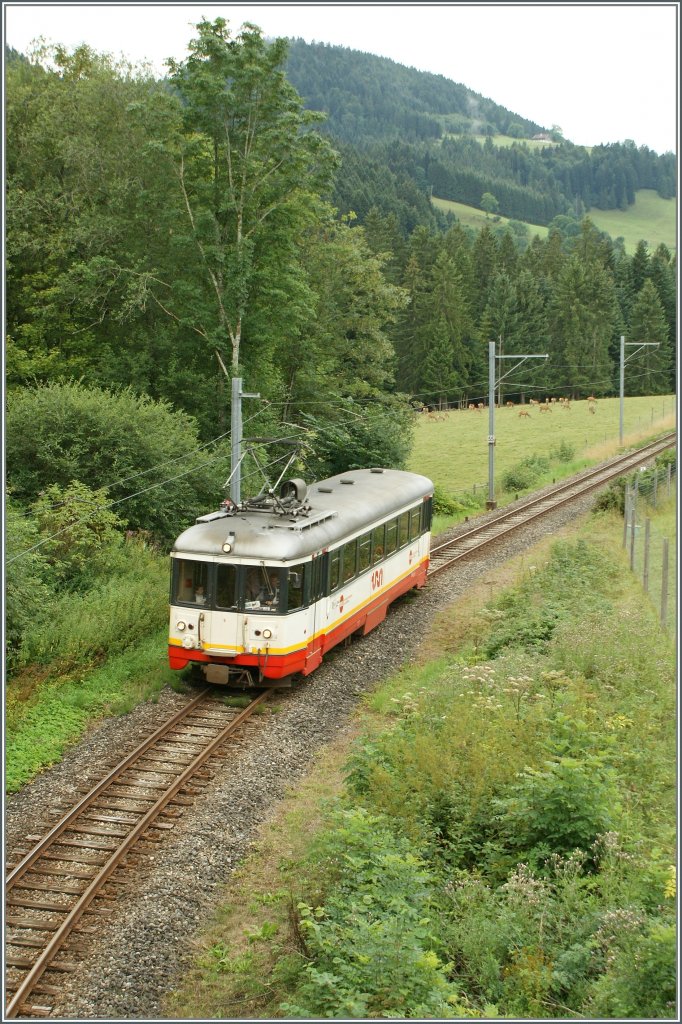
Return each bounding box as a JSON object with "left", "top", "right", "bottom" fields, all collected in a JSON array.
[
  {"left": 529, "top": 399, "right": 539, "bottom": 406},
  {"left": 518, "top": 409, "right": 531, "bottom": 418},
  {"left": 561, "top": 400, "right": 571, "bottom": 410},
  {"left": 539, "top": 403, "right": 552, "bottom": 413},
  {"left": 505, "top": 401, "right": 515, "bottom": 409},
  {"left": 587, "top": 395, "right": 597, "bottom": 404}
]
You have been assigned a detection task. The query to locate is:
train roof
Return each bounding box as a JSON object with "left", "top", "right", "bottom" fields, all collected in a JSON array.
[{"left": 172, "top": 468, "right": 433, "bottom": 562}]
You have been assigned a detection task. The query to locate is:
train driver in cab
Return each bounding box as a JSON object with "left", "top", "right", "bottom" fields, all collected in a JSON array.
[{"left": 259, "top": 571, "right": 280, "bottom": 609}]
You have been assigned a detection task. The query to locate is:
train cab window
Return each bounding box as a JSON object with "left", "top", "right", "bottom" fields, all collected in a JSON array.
[
  {"left": 385, "top": 520, "right": 398, "bottom": 556},
  {"left": 174, "top": 559, "right": 209, "bottom": 605},
  {"left": 372, "top": 524, "right": 386, "bottom": 565},
  {"left": 409, "top": 506, "right": 422, "bottom": 541},
  {"left": 287, "top": 563, "right": 307, "bottom": 611},
  {"left": 358, "top": 533, "right": 372, "bottom": 573},
  {"left": 342, "top": 541, "right": 357, "bottom": 584},
  {"left": 244, "top": 566, "right": 281, "bottom": 613},
  {"left": 215, "top": 564, "right": 238, "bottom": 609},
  {"left": 398, "top": 511, "right": 410, "bottom": 548},
  {"left": 329, "top": 550, "right": 341, "bottom": 592},
  {"left": 310, "top": 555, "right": 327, "bottom": 603}
]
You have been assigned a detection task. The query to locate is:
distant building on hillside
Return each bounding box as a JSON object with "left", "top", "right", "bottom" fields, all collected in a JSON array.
[{"left": 532, "top": 132, "right": 553, "bottom": 141}]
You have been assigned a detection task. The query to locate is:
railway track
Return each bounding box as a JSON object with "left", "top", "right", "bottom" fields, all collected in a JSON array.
[
  {"left": 428, "top": 433, "right": 676, "bottom": 577},
  {"left": 4, "top": 690, "right": 269, "bottom": 1019}
]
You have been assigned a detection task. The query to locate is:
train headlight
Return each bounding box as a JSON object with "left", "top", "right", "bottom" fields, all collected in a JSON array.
[
  {"left": 176, "top": 620, "right": 186, "bottom": 632},
  {"left": 262, "top": 628, "right": 272, "bottom": 640},
  {"left": 222, "top": 531, "right": 236, "bottom": 553},
  {"left": 182, "top": 635, "right": 196, "bottom": 649}
]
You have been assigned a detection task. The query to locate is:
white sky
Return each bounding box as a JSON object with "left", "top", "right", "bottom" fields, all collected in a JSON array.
[{"left": 3, "top": 2, "right": 679, "bottom": 155}]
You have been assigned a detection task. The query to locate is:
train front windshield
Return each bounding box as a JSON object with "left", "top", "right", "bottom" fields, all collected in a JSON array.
[{"left": 172, "top": 560, "right": 285, "bottom": 613}]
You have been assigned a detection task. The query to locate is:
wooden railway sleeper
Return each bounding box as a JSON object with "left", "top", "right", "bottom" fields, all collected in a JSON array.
[{"left": 5, "top": 957, "right": 76, "bottom": 971}]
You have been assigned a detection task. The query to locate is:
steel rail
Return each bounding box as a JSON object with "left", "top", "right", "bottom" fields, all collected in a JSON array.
[
  {"left": 429, "top": 434, "right": 675, "bottom": 577},
  {"left": 6, "top": 690, "right": 211, "bottom": 889},
  {"left": 5, "top": 690, "right": 270, "bottom": 1019}
]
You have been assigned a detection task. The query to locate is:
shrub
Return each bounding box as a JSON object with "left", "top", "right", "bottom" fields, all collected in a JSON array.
[
  {"left": 31, "top": 480, "right": 125, "bottom": 586},
  {"left": 501, "top": 454, "right": 550, "bottom": 492},
  {"left": 587, "top": 917, "right": 677, "bottom": 1018},
  {"left": 550, "top": 439, "right": 576, "bottom": 463},
  {"left": 5, "top": 496, "right": 54, "bottom": 670},
  {"left": 493, "top": 752, "right": 620, "bottom": 863},
  {"left": 18, "top": 544, "right": 169, "bottom": 674},
  {"left": 6, "top": 381, "right": 222, "bottom": 543},
  {"left": 281, "top": 807, "right": 464, "bottom": 1019}
]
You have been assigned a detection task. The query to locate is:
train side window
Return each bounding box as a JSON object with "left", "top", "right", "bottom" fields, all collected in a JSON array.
[
  {"left": 385, "top": 519, "right": 398, "bottom": 555},
  {"left": 215, "top": 564, "right": 238, "bottom": 609},
  {"left": 409, "top": 506, "right": 422, "bottom": 541},
  {"left": 342, "top": 540, "right": 357, "bottom": 583},
  {"left": 174, "top": 559, "right": 209, "bottom": 605},
  {"left": 372, "top": 524, "right": 385, "bottom": 565},
  {"left": 398, "top": 511, "right": 410, "bottom": 547},
  {"left": 422, "top": 496, "right": 433, "bottom": 532},
  {"left": 358, "top": 533, "right": 372, "bottom": 573},
  {"left": 329, "top": 550, "right": 341, "bottom": 593},
  {"left": 287, "top": 563, "right": 307, "bottom": 611}
]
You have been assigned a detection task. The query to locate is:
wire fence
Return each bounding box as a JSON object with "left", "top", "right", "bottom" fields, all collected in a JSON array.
[{"left": 623, "top": 464, "right": 677, "bottom": 639}]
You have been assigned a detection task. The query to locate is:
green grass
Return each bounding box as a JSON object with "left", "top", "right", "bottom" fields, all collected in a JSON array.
[
  {"left": 588, "top": 189, "right": 677, "bottom": 254},
  {"left": 432, "top": 188, "right": 676, "bottom": 254},
  {"left": 5, "top": 627, "right": 176, "bottom": 793},
  {"left": 409, "top": 395, "right": 676, "bottom": 505},
  {"left": 432, "top": 195, "right": 549, "bottom": 240},
  {"left": 471, "top": 134, "right": 561, "bottom": 151}
]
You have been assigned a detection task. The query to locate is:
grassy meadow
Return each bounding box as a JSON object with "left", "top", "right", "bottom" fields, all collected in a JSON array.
[
  {"left": 588, "top": 189, "right": 677, "bottom": 253},
  {"left": 432, "top": 194, "right": 549, "bottom": 241},
  {"left": 432, "top": 188, "right": 676, "bottom": 255},
  {"left": 409, "top": 395, "right": 676, "bottom": 503}
]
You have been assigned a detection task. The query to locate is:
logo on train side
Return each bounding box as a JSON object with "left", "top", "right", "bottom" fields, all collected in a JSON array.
[{"left": 371, "top": 568, "right": 384, "bottom": 591}]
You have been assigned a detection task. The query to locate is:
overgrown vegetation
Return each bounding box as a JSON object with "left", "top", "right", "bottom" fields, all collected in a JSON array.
[{"left": 167, "top": 509, "right": 676, "bottom": 1019}]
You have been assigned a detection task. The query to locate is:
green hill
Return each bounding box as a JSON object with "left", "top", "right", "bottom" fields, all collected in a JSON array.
[
  {"left": 433, "top": 188, "right": 676, "bottom": 254},
  {"left": 285, "top": 39, "right": 676, "bottom": 237}
]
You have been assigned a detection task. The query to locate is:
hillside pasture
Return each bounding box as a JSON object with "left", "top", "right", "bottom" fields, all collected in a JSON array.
[
  {"left": 471, "top": 133, "right": 561, "bottom": 150},
  {"left": 587, "top": 189, "right": 677, "bottom": 254},
  {"left": 408, "top": 395, "right": 676, "bottom": 499},
  {"left": 432, "top": 188, "right": 676, "bottom": 254},
  {"left": 431, "top": 195, "right": 548, "bottom": 240}
]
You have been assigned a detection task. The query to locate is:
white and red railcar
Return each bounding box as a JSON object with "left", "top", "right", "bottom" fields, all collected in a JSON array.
[{"left": 168, "top": 467, "right": 434, "bottom": 685}]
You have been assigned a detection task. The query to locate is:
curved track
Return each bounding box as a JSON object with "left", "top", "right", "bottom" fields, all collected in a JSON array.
[
  {"left": 429, "top": 434, "right": 675, "bottom": 577},
  {"left": 5, "top": 690, "right": 269, "bottom": 1018}
]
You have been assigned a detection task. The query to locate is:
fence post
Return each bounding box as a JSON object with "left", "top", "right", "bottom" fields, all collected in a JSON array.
[
  {"left": 643, "top": 519, "right": 651, "bottom": 592},
  {"left": 660, "top": 538, "right": 669, "bottom": 629},
  {"left": 629, "top": 502, "right": 637, "bottom": 571},
  {"left": 622, "top": 483, "right": 630, "bottom": 549}
]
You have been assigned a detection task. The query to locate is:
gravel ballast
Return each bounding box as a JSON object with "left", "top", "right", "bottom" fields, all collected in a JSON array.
[{"left": 6, "top": 493, "right": 600, "bottom": 1020}]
